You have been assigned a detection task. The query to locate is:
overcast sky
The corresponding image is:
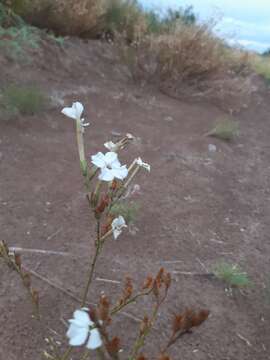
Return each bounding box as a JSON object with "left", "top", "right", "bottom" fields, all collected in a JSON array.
[{"left": 141, "top": 0, "right": 270, "bottom": 52}]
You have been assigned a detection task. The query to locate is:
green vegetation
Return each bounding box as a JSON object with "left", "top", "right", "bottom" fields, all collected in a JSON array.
[
  {"left": 109, "top": 201, "right": 140, "bottom": 225},
  {"left": 207, "top": 119, "right": 239, "bottom": 141},
  {"left": 0, "top": 3, "right": 64, "bottom": 61},
  {"left": 1, "top": 85, "right": 49, "bottom": 116},
  {"left": 0, "top": 3, "right": 40, "bottom": 60},
  {"left": 213, "top": 262, "right": 251, "bottom": 288}
]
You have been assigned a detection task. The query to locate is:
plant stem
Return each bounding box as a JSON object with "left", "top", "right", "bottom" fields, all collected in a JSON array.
[
  {"left": 81, "top": 220, "right": 101, "bottom": 307},
  {"left": 110, "top": 289, "right": 153, "bottom": 316},
  {"left": 76, "top": 119, "right": 86, "bottom": 168},
  {"left": 128, "top": 304, "right": 159, "bottom": 360},
  {"left": 81, "top": 242, "right": 101, "bottom": 307}
]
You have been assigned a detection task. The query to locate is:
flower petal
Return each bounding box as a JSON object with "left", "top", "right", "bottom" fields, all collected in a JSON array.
[
  {"left": 104, "top": 152, "right": 118, "bottom": 165},
  {"left": 73, "top": 309, "right": 91, "bottom": 327},
  {"left": 73, "top": 102, "right": 84, "bottom": 119},
  {"left": 61, "top": 107, "right": 77, "bottom": 120},
  {"left": 111, "top": 158, "right": 121, "bottom": 168},
  {"left": 112, "top": 166, "right": 128, "bottom": 180},
  {"left": 99, "top": 168, "right": 115, "bottom": 182},
  {"left": 117, "top": 215, "right": 126, "bottom": 227},
  {"left": 91, "top": 152, "right": 106, "bottom": 168},
  {"left": 113, "top": 228, "right": 122, "bottom": 239},
  {"left": 67, "top": 324, "right": 89, "bottom": 346},
  {"left": 87, "top": 328, "right": 102, "bottom": 350}
]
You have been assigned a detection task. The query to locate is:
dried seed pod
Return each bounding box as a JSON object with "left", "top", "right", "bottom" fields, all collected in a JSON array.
[
  {"left": 191, "top": 310, "right": 210, "bottom": 328},
  {"left": 98, "top": 295, "right": 111, "bottom": 322},
  {"left": 155, "top": 268, "right": 165, "bottom": 288},
  {"left": 172, "top": 314, "right": 183, "bottom": 333},
  {"left": 120, "top": 277, "right": 133, "bottom": 303},
  {"left": 95, "top": 195, "right": 110, "bottom": 215},
  {"left": 181, "top": 308, "right": 195, "bottom": 331},
  {"left": 142, "top": 276, "right": 153, "bottom": 290},
  {"left": 164, "top": 272, "right": 172, "bottom": 290},
  {"left": 14, "top": 253, "right": 22, "bottom": 269},
  {"left": 106, "top": 336, "right": 121, "bottom": 356}
]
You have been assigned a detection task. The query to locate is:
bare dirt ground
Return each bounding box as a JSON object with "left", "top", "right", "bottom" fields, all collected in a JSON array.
[{"left": 1, "top": 39, "right": 270, "bottom": 360}]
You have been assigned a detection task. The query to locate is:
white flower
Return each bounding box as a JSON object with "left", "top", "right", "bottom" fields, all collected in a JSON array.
[
  {"left": 61, "top": 102, "right": 89, "bottom": 130},
  {"left": 136, "top": 157, "right": 151, "bottom": 172},
  {"left": 91, "top": 152, "right": 128, "bottom": 182},
  {"left": 111, "top": 216, "right": 127, "bottom": 239},
  {"left": 67, "top": 309, "right": 102, "bottom": 350},
  {"left": 104, "top": 141, "right": 117, "bottom": 152},
  {"left": 62, "top": 102, "right": 84, "bottom": 120}
]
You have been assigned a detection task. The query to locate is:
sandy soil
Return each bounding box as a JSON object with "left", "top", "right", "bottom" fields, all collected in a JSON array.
[{"left": 1, "top": 38, "right": 270, "bottom": 360}]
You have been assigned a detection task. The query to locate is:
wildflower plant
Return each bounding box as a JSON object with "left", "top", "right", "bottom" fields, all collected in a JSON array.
[{"left": 0, "top": 100, "right": 209, "bottom": 360}]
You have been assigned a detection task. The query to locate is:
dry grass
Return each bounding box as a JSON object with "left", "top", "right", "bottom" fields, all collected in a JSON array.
[
  {"left": 8, "top": 0, "right": 106, "bottom": 36},
  {"left": 126, "top": 22, "right": 250, "bottom": 85}
]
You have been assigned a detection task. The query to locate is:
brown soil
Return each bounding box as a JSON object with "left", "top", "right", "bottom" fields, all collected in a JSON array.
[{"left": 1, "top": 38, "right": 270, "bottom": 360}]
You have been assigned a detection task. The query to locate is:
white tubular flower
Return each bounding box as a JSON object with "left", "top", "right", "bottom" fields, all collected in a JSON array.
[
  {"left": 136, "top": 157, "right": 151, "bottom": 172},
  {"left": 91, "top": 152, "right": 128, "bottom": 182},
  {"left": 111, "top": 216, "right": 127, "bottom": 239},
  {"left": 62, "top": 102, "right": 84, "bottom": 120},
  {"left": 104, "top": 141, "right": 117, "bottom": 152},
  {"left": 67, "top": 309, "right": 102, "bottom": 350},
  {"left": 61, "top": 102, "right": 89, "bottom": 130}
]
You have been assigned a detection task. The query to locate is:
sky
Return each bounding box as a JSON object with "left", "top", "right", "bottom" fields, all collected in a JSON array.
[{"left": 141, "top": 0, "right": 270, "bottom": 53}]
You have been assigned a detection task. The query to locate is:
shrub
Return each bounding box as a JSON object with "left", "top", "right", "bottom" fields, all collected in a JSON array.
[
  {"left": 213, "top": 262, "right": 251, "bottom": 288},
  {"left": 1, "top": 85, "right": 49, "bottom": 116},
  {"left": 102, "top": 0, "right": 147, "bottom": 42},
  {"left": 126, "top": 22, "right": 227, "bottom": 82},
  {"left": 206, "top": 118, "right": 239, "bottom": 141},
  {"left": 6, "top": 0, "right": 106, "bottom": 37}
]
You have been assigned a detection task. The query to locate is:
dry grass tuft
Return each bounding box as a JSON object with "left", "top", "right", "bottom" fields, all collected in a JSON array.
[{"left": 125, "top": 21, "right": 250, "bottom": 86}]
